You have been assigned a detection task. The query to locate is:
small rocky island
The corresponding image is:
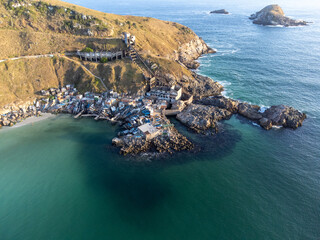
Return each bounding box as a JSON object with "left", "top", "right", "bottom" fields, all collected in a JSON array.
[
  {"left": 249, "top": 5, "right": 307, "bottom": 27},
  {"left": 210, "top": 9, "right": 229, "bottom": 14}
]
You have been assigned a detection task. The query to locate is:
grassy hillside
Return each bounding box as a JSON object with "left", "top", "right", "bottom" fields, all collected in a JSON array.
[
  {"left": 0, "top": 0, "right": 207, "bottom": 108},
  {"left": 0, "top": 56, "right": 145, "bottom": 107},
  {"left": 0, "top": 0, "right": 197, "bottom": 58}
]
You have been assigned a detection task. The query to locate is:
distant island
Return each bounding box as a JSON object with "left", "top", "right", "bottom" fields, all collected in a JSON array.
[
  {"left": 210, "top": 9, "right": 229, "bottom": 14},
  {"left": 249, "top": 5, "right": 307, "bottom": 27}
]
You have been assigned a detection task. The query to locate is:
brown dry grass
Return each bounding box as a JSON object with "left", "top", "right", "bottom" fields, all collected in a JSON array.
[{"left": 0, "top": 0, "right": 199, "bottom": 107}]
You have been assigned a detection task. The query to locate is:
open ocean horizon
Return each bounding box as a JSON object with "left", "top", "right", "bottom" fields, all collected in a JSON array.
[{"left": 1, "top": 1, "right": 319, "bottom": 239}]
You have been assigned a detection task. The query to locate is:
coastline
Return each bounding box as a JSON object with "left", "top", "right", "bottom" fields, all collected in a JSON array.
[{"left": 1, "top": 113, "right": 55, "bottom": 131}]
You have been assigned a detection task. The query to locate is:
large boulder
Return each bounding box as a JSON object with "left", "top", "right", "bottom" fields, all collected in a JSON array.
[
  {"left": 238, "top": 103, "right": 262, "bottom": 120},
  {"left": 262, "top": 105, "right": 306, "bottom": 129},
  {"left": 259, "top": 117, "right": 273, "bottom": 130},
  {"left": 176, "top": 104, "right": 232, "bottom": 133},
  {"left": 112, "top": 137, "right": 124, "bottom": 147},
  {"left": 186, "top": 74, "right": 223, "bottom": 97},
  {"left": 196, "top": 95, "right": 239, "bottom": 113},
  {"left": 249, "top": 5, "right": 307, "bottom": 27}
]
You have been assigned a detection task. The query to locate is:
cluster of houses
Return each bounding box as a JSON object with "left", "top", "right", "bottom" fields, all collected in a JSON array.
[{"left": 37, "top": 83, "right": 184, "bottom": 141}]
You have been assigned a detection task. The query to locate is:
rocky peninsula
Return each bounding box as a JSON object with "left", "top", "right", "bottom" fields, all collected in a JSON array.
[
  {"left": 249, "top": 5, "right": 307, "bottom": 27},
  {"left": 0, "top": 0, "right": 308, "bottom": 157}
]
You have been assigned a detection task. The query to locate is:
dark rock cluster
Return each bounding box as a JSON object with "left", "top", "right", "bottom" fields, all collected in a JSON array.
[
  {"left": 183, "top": 95, "right": 307, "bottom": 131},
  {"left": 176, "top": 104, "right": 232, "bottom": 134},
  {"left": 210, "top": 9, "right": 229, "bottom": 14},
  {"left": 113, "top": 128, "right": 193, "bottom": 156}
]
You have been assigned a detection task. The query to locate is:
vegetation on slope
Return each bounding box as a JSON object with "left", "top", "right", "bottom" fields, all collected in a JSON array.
[
  {"left": 0, "top": 0, "right": 208, "bottom": 107},
  {"left": 0, "top": 57, "right": 145, "bottom": 107}
]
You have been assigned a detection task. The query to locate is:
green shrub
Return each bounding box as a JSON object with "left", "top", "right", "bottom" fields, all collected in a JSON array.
[
  {"left": 82, "top": 47, "right": 94, "bottom": 53},
  {"left": 100, "top": 57, "right": 108, "bottom": 63}
]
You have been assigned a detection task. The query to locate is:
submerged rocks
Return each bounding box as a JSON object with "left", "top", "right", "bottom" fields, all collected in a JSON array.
[
  {"left": 210, "top": 9, "right": 229, "bottom": 14},
  {"left": 249, "top": 5, "right": 307, "bottom": 27},
  {"left": 176, "top": 104, "right": 232, "bottom": 134}
]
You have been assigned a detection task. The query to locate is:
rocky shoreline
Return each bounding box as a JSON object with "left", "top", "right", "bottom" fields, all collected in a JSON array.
[
  {"left": 192, "top": 96, "right": 306, "bottom": 131},
  {"left": 0, "top": 105, "right": 41, "bottom": 128},
  {"left": 0, "top": 37, "right": 307, "bottom": 157}
]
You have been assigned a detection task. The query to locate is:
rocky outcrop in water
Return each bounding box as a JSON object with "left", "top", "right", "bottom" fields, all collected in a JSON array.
[
  {"left": 261, "top": 105, "right": 307, "bottom": 129},
  {"left": 176, "top": 104, "right": 232, "bottom": 134},
  {"left": 238, "top": 102, "right": 262, "bottom": 120},
  {"left": 113, "top": 129, "right": 193, "bottom": 156},
  {"left": 249, "top": 5, "right": 307, "bottom": 27},
  {"left": 210, "top": 9, "right": 229, "bottom": 14},
  {"left": 195, "top": 95, "right": 239, "bottom": 113},
  {"left": 192, "top": 96, "right": 307, "bottom": 130}
]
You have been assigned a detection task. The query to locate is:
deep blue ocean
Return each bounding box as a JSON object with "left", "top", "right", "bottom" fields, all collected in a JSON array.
[{"left": 0, "top": 1, "right": 319, "bottom": 239}]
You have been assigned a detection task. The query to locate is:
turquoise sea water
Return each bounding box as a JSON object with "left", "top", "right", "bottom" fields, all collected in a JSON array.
[{"left": 1, "top": 1, "right": 320, "bottom": 239}]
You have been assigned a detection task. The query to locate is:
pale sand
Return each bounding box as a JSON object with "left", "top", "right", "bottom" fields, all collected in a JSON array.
[{"left": 2, "top": 113, "right": 56, "bottom": 130}]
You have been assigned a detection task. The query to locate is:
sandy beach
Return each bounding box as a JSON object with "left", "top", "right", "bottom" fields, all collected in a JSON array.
[{"left": 1, "top": 113, "right": 55, "bottom": 131}]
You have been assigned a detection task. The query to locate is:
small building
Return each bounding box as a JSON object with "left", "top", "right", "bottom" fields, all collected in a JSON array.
[
  {"left": 147, "top": 85, "right": 182, "bottom": 103},
  {"left": 105, "top": 98, "right": 117, "bottom": 107},
  {"left": 157, "top": 100, "right": 169, "bottom": 110},
  {"left": 122, "top": 32, "right": 136, "bottom": 46},
  {"left": 138, "top": 123, "right": 160, "bottom": 140},
  {"left": 142, "top": 98, "right": 153, "bottom": 106}
]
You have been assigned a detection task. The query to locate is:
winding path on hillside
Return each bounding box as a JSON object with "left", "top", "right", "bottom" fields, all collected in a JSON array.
[{"left": 0, "top": 53, "right": 108, "bottom": 90}]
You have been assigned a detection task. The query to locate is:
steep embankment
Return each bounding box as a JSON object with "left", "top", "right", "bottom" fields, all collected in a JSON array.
[
  {"left": 0, "top": 57, "right": 94, "bottom": 108},
  {"left": 0, "top": 0, "right": 220, "bottom": 110}
]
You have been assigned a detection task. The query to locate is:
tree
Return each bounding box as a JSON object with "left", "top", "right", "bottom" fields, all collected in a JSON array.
[{"left": 82, "top": 47, "right": 94, "bottom": 53}]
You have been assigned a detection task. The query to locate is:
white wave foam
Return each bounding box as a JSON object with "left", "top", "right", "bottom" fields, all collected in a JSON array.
[
  {"left": 258, "top": 106, "right": 268, "bottom": 113},
  {"left": 266, "top": 25, "right": 285, "bottom": 28},
  {"left": 218, "top": 48, "right": 240, "bottom": 56},
  {"left": 251, "top": 122, "right": 261, "bottom": 128}
]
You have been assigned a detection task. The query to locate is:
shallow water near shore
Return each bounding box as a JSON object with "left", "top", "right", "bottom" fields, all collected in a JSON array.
[{"left": 1, "top": 1, "right": 320, "bottom": 240}]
